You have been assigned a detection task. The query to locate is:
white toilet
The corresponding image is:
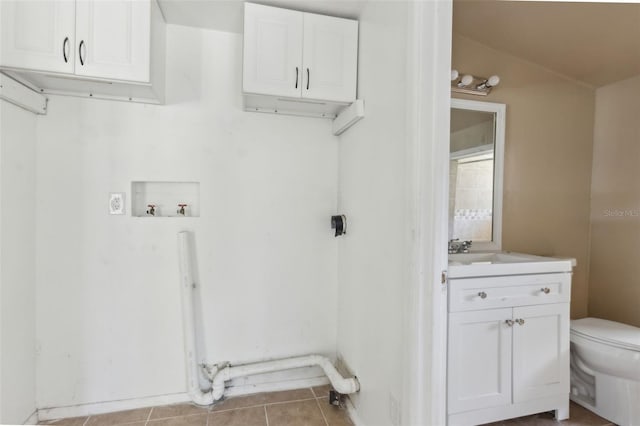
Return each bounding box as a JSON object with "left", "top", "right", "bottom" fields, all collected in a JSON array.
[{"left": 570, "top": 317, "right": 640, "bottom": 426}]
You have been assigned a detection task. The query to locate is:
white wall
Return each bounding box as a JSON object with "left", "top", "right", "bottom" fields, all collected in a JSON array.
[
  {"left": 336, "top": 2, "right": 409, "bottom": 425},
  {"left": 35, "top": 25, "right": 339, "bottom": 409},
  {"left": 0, "top": 100, "right": 37, "bottom": 423}
]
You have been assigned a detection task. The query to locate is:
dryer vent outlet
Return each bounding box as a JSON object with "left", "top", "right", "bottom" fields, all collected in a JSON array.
[{"left": 331, "top": 215, "right": 347, "bottom": 237}]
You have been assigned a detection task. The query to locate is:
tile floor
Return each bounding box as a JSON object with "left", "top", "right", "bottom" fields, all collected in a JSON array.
[
  {"left": 39, "top": 390, "right": 613, "bottom": 426},
  {"left": 41, "top": 386, "right": 353, "bottom": 426},
  {"left": 484, "top": 401, "right": 613, "bottom": 426}
]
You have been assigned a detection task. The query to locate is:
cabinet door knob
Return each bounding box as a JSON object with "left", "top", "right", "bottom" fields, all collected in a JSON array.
[
  {"left": 477, "top": 291, "right": 487, "bottom": 299},
  {"left": 505, "top": 319, "right": 514, "bottom": 327},
  {"left": 79, "top": 40, "right": 86, "bottom": 66},
  {"left": 516, "top": 318, "right": 525, "bottom": 326},
  {"left": 306, "top": 68, "right": 310, "bottom": 90},
  {"left": 295, "top": 67, "right": 299, "bottom": 89},
  {"left": 541, "top": 287, "right": 551, "bottom": 294},
  {"left": 63, "top": 37, "right": 70, "bottom": 63}
]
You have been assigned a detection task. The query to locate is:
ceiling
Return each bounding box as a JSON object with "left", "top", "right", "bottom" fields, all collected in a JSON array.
[
  {"left": 157, "top": 0, "right": 364, "bottom": 34},
  {"left": 157, "top": 0, "right": 640, "bottom": 88},
  {"left": 453, "top": 1, "right": 640, "bottom": 88}
]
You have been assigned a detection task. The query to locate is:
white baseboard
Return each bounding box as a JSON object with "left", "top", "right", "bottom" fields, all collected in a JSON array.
[
  {"left": 345, "top": 396, "right": 365, "bottom": 426},
  {"left": 23, "top": 410, "right": 38, "bottom": 425},
  {"left": 37, "top": 393, "right": 190, "bottom": 421},
  {"left": 38, "top": 366, "right": 331, "bottom": 421}
]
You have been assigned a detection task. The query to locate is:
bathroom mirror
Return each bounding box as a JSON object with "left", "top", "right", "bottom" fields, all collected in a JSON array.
[{"left": 449, "top": 99, "right": 505, "bottom": 251}]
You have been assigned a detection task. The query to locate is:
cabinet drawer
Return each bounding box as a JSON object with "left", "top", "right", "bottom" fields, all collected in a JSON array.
[{"left": 449, "top": 273, "right": 571, "bottom": 312}]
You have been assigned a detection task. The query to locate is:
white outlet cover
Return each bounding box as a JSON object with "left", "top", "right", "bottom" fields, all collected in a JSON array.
[{"left": 109, "top": 193, "right": 125, "bottom": 215}]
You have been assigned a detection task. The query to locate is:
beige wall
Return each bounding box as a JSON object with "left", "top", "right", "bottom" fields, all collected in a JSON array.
[
  {"left": 589, "top": 75, "right": 640, "bottom": 327},
  {"left": 452, "top": 33, "right": 596, "bottom": 318}
]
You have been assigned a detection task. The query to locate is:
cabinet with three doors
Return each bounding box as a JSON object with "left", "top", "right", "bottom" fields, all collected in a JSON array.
[
  {"left": 0, "top": 0, "right": 165, "bottom": 103},
  {"left": 447, "top": 272, "right": 571, "bottom": 426}
]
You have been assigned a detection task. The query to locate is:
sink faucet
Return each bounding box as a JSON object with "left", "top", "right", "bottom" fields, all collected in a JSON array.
[{"left": 449, "top": 239, "right": 472, "bottom": 254}]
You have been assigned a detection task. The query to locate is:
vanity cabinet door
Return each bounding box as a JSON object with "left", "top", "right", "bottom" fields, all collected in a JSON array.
[
  {"left": 243, "top": 3, "right": 303, "bottom": 98},
  {"left": 448, "top": 308, "right": 512, "bottom": 413},
  {"left": 512, "top": 303, "right": 570, "bottom": 403},
  {"left": 74, "top": 0, "right": 151, "bottom": 82},
  {"left": 0, "top": 0, "right": 76, "bottom": 74}
]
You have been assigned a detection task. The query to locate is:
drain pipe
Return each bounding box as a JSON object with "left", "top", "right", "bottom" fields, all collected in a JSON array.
[
  {"left": 178, "top": 231, "right": 216, "bottom": 405},
  {"left": 178, "top": 231, "right": 360, "bottom": 405},
  {"left": 211, "top": 355, "right": 359, "bottom": 400}
]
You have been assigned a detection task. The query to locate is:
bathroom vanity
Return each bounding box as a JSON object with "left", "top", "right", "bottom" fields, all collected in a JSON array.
[{"left": 447, "top": 252, "right": 574, "bottom": 426}]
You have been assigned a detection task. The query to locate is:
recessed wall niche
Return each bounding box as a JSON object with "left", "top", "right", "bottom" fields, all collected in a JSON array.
[{"left": 131, "top": 181, "right": 200, "bottom": 217}]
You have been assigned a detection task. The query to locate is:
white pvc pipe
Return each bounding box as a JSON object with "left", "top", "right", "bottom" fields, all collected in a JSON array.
[
  {"left": 178, "top": 232, "right": 360, "bottom": 405},
  {"left": 211, "top": 355, "right": 360, "bottom": 400},
  {"left": 178, "top": 232, "right": 215, "bottom": 406}
]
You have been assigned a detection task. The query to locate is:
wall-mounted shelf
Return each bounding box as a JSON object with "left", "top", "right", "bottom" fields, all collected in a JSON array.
[
  {"left": 131, "top": 181, "right": 200, "bottom": 217},
  {"left": 243, "top": 95, "right": 365, "bottom": 135}
]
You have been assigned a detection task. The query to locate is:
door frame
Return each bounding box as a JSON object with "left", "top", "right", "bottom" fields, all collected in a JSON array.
[{"left": 404, "top": 0, "right": 452, "bottom": 425}]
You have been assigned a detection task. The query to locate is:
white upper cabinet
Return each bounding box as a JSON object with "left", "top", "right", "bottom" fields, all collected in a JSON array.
[
  {"left": 243, "top": 3, "right": 358, "bottom": 103},
  {"left": 0, "top": 1, "right": 76, "bottom": 74},
  {"left": 75, "top": 0, "right": 150, "bottom": 82},
  {"left": 302, "top": 12, "right": 358, "bottom": 102},
  {"left": 0, "top": 0, "right": 164, "bottom": 103},
  {"left": 243, "top": 3, "right": 302, "bottom": 98}
]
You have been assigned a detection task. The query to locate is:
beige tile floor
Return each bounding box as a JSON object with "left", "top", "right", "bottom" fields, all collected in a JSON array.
[
  {"left": 41, "top": 386, "right": 353, "bottom": 426},
  {"left": 39, "top": 390, "right": 613, "bottom": 426},
  {"left": 483, "top": 401, "right": 613, "bottom": 426}
]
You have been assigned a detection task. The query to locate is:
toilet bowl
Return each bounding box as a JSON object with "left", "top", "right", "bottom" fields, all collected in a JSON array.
[{"left": 570, "top": 317, "right": 640, "bottom": 426}]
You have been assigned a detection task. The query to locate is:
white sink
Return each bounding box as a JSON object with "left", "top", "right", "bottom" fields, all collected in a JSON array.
[{"left": 448, "top": 251, "right": 575, "bottom": 278}]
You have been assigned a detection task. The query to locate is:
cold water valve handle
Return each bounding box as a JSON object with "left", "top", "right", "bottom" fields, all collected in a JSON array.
[{"left": 331, "top": 215, "right": 347, "bottom": 237}]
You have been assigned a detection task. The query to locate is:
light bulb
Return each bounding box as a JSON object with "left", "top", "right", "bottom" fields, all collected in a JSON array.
[
  {"left": 487, "top": 75, "right": 500, "bottom": 87},
  {"left": 476, "top": 75, "right": 501, "bottom": 91},
  {"left": 458, "top": 74, "right": 473, "bottom": 87},
  {"left": 451, "top": 69, "right": 459, "bottom": 81}
]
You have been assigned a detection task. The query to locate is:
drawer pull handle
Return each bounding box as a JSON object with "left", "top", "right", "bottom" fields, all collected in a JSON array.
[
  {"left": 541, "top": 287, "right": 551, "bottom": 294},
  {"left": 505, "top": 319, "right": 514, "bottom": 327},
  {"left": 516, "top": 318, "right": 525, "bottom": 326},
  {"left": 477, "top": 291, "right": 487, "bottom": 299}
]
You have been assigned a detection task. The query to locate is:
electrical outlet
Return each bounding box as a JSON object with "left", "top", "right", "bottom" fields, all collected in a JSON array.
[
  {"left": 389, "top": 393, "right": 400, "bottom": 426},
  {"left": 109, "top": 192, "right": 125, "bottom": 215}
]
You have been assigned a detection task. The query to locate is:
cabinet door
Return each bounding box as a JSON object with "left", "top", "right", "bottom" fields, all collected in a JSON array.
[
  {"left": 75, "top": 0, "right": 150, "bottom": 82},
  {"left": 0, "top": 0, "right": 75, "bottom": 73},
  {"left": 302, "top": 13, "right": 357, "bottom": 102},
  {"left": 448, "top": 308, "right": 512, "bottom": 414},
  {"left": 512, "top": 303, "right": 569, "bottom": 402},
  {"left": 243, "top": 3, "right": 303, "bottom": 98}
]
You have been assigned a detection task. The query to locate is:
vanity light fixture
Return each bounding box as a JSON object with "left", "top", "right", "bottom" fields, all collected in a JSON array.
[{"left": 451, "top": 70, "right": 501, "bottom": 96}]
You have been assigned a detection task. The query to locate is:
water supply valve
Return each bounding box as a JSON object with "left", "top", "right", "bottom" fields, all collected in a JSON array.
[
  {"left": 177, "top": 203, "right": 187, "bottom": 216},
  {"left": 146, "top": 204, "right": 156, "bottom": 216},
  {"left": 329, "top": 389, "right": 344, "bottom": 407}
]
